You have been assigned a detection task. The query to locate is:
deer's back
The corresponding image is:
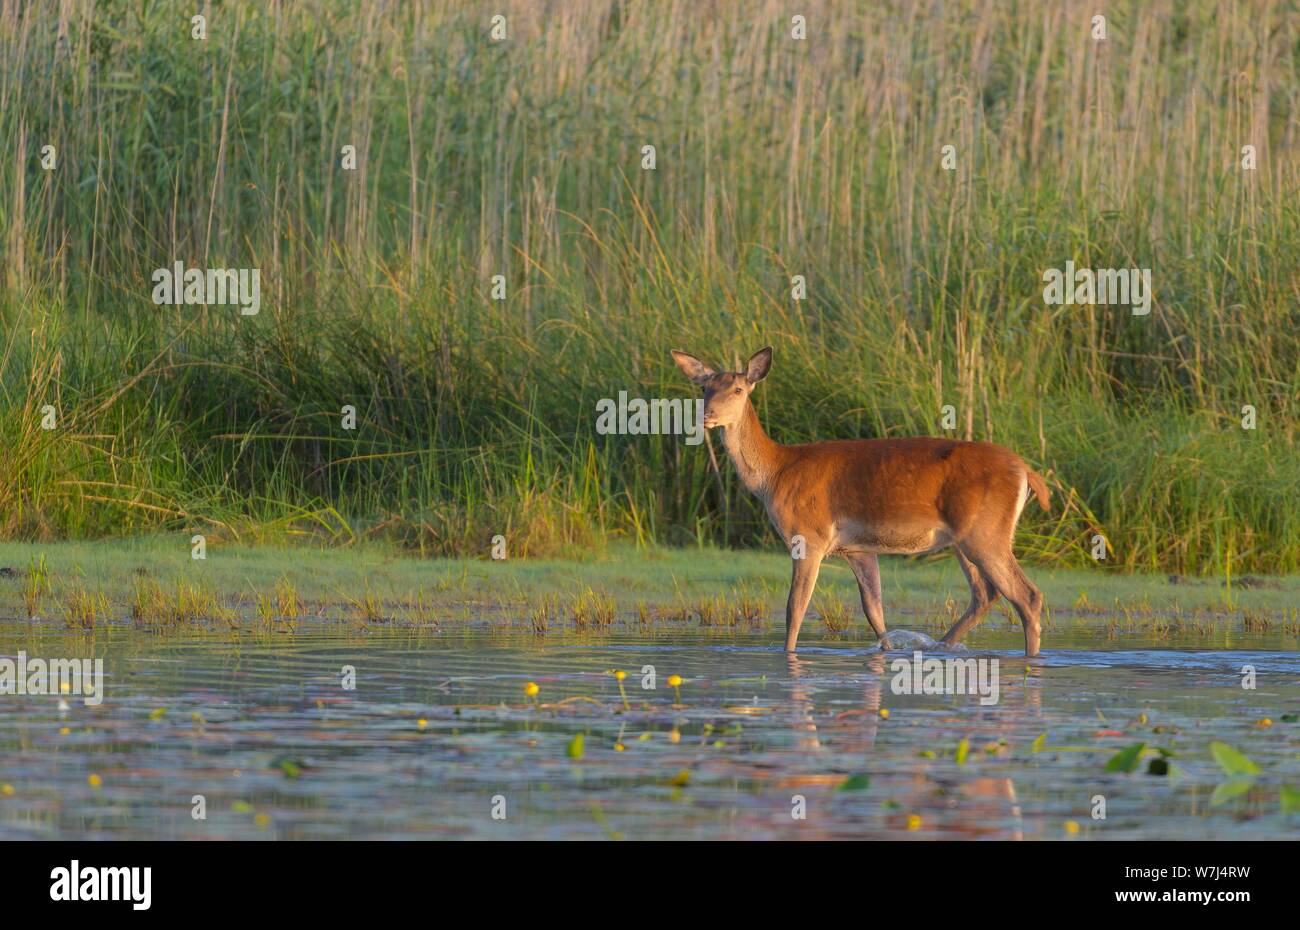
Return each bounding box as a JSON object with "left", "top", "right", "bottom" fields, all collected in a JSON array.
[{"left": 770, "top": 436, "right": 1029, "bottom": 535}]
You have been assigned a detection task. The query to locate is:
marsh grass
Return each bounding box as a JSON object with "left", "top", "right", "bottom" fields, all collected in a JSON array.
[
  {"left": 5, "top": 560, "right": 1297, "bottom": 645},
  {"left": 571, "top": 587, "right": 616, "bottom": 631},
  {"left": 278, "top": 580, "right": 303, "bottom": 626},
  {"left": 694, "top": 595, "right": 728, "bottom": 628},
  {"left": 130, "top": 578, "right": 225, "bottom": 628},
  {"left": 254, "top": 592, "right": 277, "bottom": 629},
  {"left": 729, "top": 587, "right": 768, "bottom": 629},
  {"left": 1, "top": 1, "right": 1298, "bottom": 573},
  {"left": 402, "top": 588, "right": 439, "bottom": 629},
  {"left": 59, "top": 584, "right": 109, "bottom": 630},
  {"left": 529, "top": 593, "right": 559, "bottom": 635},
  {"left": 338, "top": 582, "right": 386, "bottom": 627},
  {"left": 1242, "top": 610, "right": 1273, "bottom": 634},
  {"left": 662, "top": 601, "right": 695, "bottom": 625},
  {"left": 815, "top": 596, "right": 854, "bottom": 635},
  {"left": 23, "top": 555, "right": 50, "bottom": 618}
]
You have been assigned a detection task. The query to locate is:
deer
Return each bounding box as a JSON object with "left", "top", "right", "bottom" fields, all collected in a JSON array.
[{"left": 671, "top": 346, "right": 1051, "bottom": 657}]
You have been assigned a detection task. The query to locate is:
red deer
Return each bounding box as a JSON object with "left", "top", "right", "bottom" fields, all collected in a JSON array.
[{"left": 671, "top": 346, "right": 1050, "bottom": 656}]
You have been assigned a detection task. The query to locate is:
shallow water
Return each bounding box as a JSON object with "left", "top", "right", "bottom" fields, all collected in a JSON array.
[{"left": 0, "top": 622, "right": 1297, "bottom": 840}]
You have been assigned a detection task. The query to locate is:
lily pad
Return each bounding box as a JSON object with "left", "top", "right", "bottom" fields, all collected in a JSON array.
[
  {"left": 270, "top": 756, "right": 303, "bottom": 779},
  {"left": 1281, "top": 786, "right": 1300, "bottom": 813},
  {"left": 1209, "top": 742, "right": 1260, "bottom": 777},
  {"left": 837, "top": 774, "right": 871, "bottom": 791},
  {"left": 1105, "top": 742, "right": 1145, "bottom": 773},
  {"left": 1210, "top": 778, "right": 1254, "bottom": 806}
]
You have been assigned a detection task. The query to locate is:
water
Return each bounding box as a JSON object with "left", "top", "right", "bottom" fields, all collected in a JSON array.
[{"left": 1, "top": 622, "right": 1297, "bottom": 839}]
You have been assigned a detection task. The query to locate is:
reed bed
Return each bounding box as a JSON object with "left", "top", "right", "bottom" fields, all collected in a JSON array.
[{"left": 0, "top": 1, "right": 1297, "bottom": 573}]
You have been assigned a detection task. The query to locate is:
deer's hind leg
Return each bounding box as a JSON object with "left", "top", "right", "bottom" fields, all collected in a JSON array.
[
  {"left": 843, "top": 552, "right": 887, "bottom": 642},
  {"left": 938, "top": 547, "right": 1000, "bottom": 647},
  {"left": 959, "top": 542, "right": 1044, "bottom": 657}
]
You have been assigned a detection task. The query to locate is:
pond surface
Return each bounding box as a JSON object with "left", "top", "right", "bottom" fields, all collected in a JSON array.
[{"left": 1, "top": 621, "right": 1297, "bottom": 839}]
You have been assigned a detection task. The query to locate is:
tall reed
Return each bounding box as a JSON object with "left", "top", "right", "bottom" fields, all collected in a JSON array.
[{"left": 0, "top": 1, "right": 1296, "bottom": 572}]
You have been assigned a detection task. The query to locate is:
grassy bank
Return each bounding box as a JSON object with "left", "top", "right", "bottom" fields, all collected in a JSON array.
[
  {"left": 1, "top": 1, "right": 1298, "bottom": 572},
  {"left": 2, "top": 540, "right": 1298, "bottom": 645}
]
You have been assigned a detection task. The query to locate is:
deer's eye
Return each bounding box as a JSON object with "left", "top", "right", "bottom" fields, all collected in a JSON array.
[{"left": 734, "top": 387, "right": 743, "bottom": 394}]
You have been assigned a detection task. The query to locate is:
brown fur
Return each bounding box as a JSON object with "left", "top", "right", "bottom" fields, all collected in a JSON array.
[{"left": 672, "top": 346, "right": 1050, "bottom": 656}]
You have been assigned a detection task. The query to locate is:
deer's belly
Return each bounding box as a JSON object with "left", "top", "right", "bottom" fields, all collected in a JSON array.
[{"left": 834, "top": 520, "right": 951, "bottom": 555}]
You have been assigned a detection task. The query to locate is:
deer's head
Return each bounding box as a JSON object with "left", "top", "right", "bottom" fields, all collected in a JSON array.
[{"left": 670, "top": 346, "right": 772, "bottom": 429}]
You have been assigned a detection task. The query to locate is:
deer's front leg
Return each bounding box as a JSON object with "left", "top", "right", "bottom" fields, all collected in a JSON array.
[{"left": 784, "top": 552, "right": 823, "bottom": 652}]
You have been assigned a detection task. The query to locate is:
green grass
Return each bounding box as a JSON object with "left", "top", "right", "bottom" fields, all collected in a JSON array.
[
  {"left": 1, "top": 1, "right": 1298, "bottom": 573},
  {"left": 2, "top": 539, "right": 1298, "bottom": 628}
]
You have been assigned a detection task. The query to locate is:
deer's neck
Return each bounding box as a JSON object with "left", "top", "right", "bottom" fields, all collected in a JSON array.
[{"left": 721, "top": 402, "right": 784, "bottom": 499}]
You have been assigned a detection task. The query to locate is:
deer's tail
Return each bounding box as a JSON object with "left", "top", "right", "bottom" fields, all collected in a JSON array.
[{"left": 1026, "top": 470, "right": 1050, "bottom": 513}]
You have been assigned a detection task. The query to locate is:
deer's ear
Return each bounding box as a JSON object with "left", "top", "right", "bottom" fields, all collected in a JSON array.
[
  {"left": 671, "top": 350, "right": 716, "bottom": 384},
  {"left": 745, "top": 346, "right": 773, "bottom": 384}
]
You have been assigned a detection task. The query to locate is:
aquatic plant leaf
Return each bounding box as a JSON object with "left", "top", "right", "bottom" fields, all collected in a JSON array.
[
  {"left": 1210, "top": 778, "right": 1254, "bottom": 806},
  {"left": 1209, "top": 742, "right": 1260, "bottom": 776},
  {"left": 271, "top": 757, "right": 303, "bottom": 778},
  {"left": 1104, "top": 742, "right": 1145, "bottom": 773},
  {"left": 1281, "top": 786, "right": 1300, "bottom": 813},
  {"left": 837, "top": 774, "right": 871, "bottom": 791},
  {"left": 955, "top": 738, "right": 970, "bottom": 765},
  {"left": 567, "top": 733, "right": 585, "bottom": 760},
  {"left": 1031, "top": 732, "right": 1047, "bottom": 753}
]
